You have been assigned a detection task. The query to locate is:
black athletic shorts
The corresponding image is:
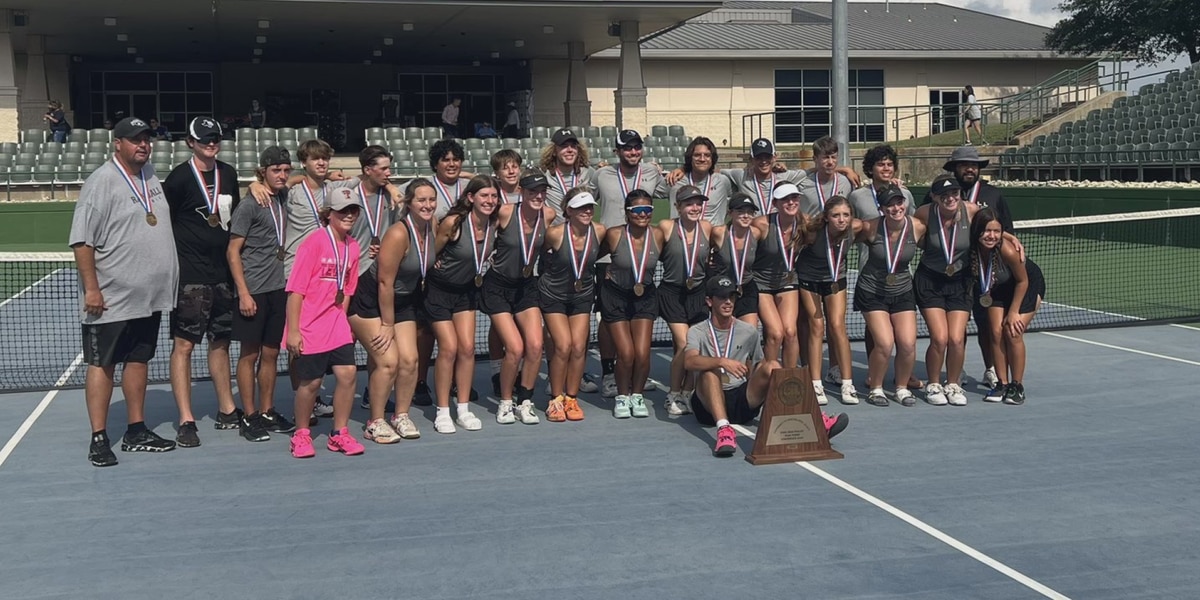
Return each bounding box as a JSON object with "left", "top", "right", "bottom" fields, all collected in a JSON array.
[
  {"left": 423, "top": 280, "right": 479, "bottom": 322},
  {"left": 913, "top": 266, "right": 971, "bottom": 312},
  {"left": 480, "top": 272, "right": 540, "bottom": 315},
  {"left": 170, "top": 282, "right": 233, "bottom": 343},
  {"left": 853, "top": 286, "right": 916, "bottom": 314},
  {"left": 540, "top": 291, "right": 594, "bottom": 316},
  {"left": 691, "top": 382, "right": 758, "bottom": 426},
  {"left": 733, "top": 281, "right": 759, "bottom": 318},
  {"left": 231, "top": 289, "right": 287, "bottom": 346},
  {"left": 972, "top": 260, "right": 1046, "bottom": 322},
  {"left": 348, "top": 276, "right": 421, "bottom": 323},
  {"left": 598, "top": 278, "right": 658, "bottom": 322},
  {"left": 657, "top": 281, "right": 708, "bottom": 325},
  {"left": 82, "top": 312, "right": 162, "bottom": 367},
  {"left": 798, "top": 277, "right": 849, "bottom": 297},
  {"left": 291, "top": 342, "right": 356, "bottom": 382}
]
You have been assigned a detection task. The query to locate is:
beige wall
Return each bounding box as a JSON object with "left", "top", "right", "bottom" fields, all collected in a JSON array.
[{"left": 532, "top": 56, "right": 1092, "bottom": 145}]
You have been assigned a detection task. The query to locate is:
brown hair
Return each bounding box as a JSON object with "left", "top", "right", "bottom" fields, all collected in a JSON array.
[
  {"left": 538, "top": 139, "right": 590, "bottom": 173},
  {"left": 490, "top": 149, "right": 522, "bottom": 173},
  {"left": 298, "top": 139, "right": 333, "bottom": 162},
  {"left": 446, "top": 174, "right": 500, "bottom": 238}
]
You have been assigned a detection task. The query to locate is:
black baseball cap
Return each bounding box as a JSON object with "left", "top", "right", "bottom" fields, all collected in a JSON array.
[
  {"left": 706, "top": 275, "right": 739, "bottom": 298},
  {"left": 727, "top": 192, "right": 758, "bottom": 212},
  {"left": 112, "top": 117, "right": 152, "bottom": 140},
  {"left": 188, "top": 116, "right": 223, "bottom": 143},
  {"left": 519, "top": 171, "right": 550, "bottom": 190},
  {"left": 931, "top": 173, "right": 962, "bottom": 195},
  {"left": 879, "top": 184, "right": 906, "bottom": 205},
  {"left": 259, "top": 146, "right": 291, "bottom": 168},
  {"left": 616, "top": 129, "right": 643, "bottom": 148},
  {"left": 551, "top": 128, "right": 578, "bottom": 146},
  {"left": 750, "top": 138, "right": 775, "bottom": 157},
  {"left": 675, "top": 185, "right": 707, "bottom": 204}
]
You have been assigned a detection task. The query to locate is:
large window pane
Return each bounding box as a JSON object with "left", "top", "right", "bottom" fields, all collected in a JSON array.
[
  {"left": 857, "top": 69, "right": 885, "bottom": 87},
  {"left": 775, "top": 125, "right": 805, "bottom": 143},
  {"left": 186, "top": 72, "right": 212, "bottom": 91},
  {"left": 775, "top": 89, "right": 803, "bottom": 107},
  {"left": 160, "top": 73, "right": 185, "bottom": 92},
  {"left": 803, "top": 89, "right": 830, "bottom": 106},
  {"left": 160, "top": 93, "right": 185, "bottom": 112},
  {"left": 859, "top": 107, "right": 885, "bottom": 123},
  {"left": 804, "top": 126, "right": 830, "bottom": 143},
  {"left": 776, "top": 110, "right": 805, "bottom": 125},
  {"left": 187, "top": 93, "right": 212, "bottom": 112},
  {"left": 858, "top": 88, "right": 885, "bottom": 106},
  {"left": 775, "top": 70, "right": 803, "bottom": 88},
  {"left": 803, "top": 108, "right": 830, "bottom": 125},
  {"left": 802, "top": 70, "right": 830, "bottom": 87}
]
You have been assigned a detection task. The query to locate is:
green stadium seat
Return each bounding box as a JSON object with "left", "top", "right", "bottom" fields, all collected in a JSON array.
[
  {"left": 236, "top": 128, "right": 256, "bottom": 141},
  {"left": 365, "top": 127, "right": 384, "bottom": 141},
  {"left": 395, "top": 161, "right": 417, "bottom": 176},
  {"left": 32, "top": 165, "right": 56, "bottom": 183},
  {"left": 584, "top": 126, "right": 601, "bottom": 138},
  {"left": 668, "top": 125, "right": 686, "bottom": 138},
  {"left": 83, "top": 163, "right": 104, "bottom": 177},
  {"left": 67, "top": 131, "right": 88, "bottom": 144},
  {"left": 217, "top": 151, "right": 235, "bottom": 163},
  {"left": 1112, "top": 96, "right": 1129, "bottom": 109},
  {"left": 19, "top": 142, "right": 40, "bottom": 154},
  {"left": 15, "top": 153, "right": 36, "bottom": 166},
  {"left": 502, "top": 138, "right": 519, "bottom": 149},
  {"left": 298, "top": 127, "right": 319, "bottom": 143},
  {"left": 8, "top": 164, "right": 32, "bottom": 183},
  {"left": 1169, "top": 141, "right": 1189, "bottom": 161},
  {"left": 423, "top": 127, "right": 441, "bottom": 140},
  {"left": 464, "top": 138, "right": 483, "bottom": 150},
  {"left": 411, "top": 149, "right": 429, "bottom": 163},
  {"left": 391, "top": 149, "right": 410, "bottom": 161},
  {"left": 219, "top": 140, "right": 236, "bottom": 152},
  {"left": 279, "top": 139, "right": 298, "bottom": 152},
  {"left": 468, "top": 148, "right": 489, "bottom": 161},
  {"left": 22, "top": 129, "right": 45, "bottom": 144},
  {"left": 85, "top": 152, "right": 106, "bottom": 164},
  {"left": 57, "top": 165, "right": 81, "bottom": 183},
  {"left": 236, "top": 139, "right": 255, "bottom": 151},
  {"left": 642, "top": 146, "right": 657, "bottom": 158},
  {"left": 519, "top": 138, "right": 539, "bottom": 149},
  {"left": 42, "top": 142, "right": 63, "bottom": 154},
  {"left": 1188, "top": 141, "right": 1200, "bottom": 161},
  {"left": 1114, "top": 143, "right": 1133, "bottom": 163},
  {"left": 0, "top": 142, "right": 16, "bottom": 155},
  {"left": 530, "top": 126, "right": 548, "bottom": 139},
  {"left": 1150, "top": 141, "right": 1170, "bottom": 161},
  {"left": 152, "top": 161, "right": 171, "bottom": 174},
  {"left": 89, "top": 129, "right": 111, "bottom": 143},
  {"left": 367, "top": 138, "right": 386, "bottom": 148},
  {"left": 258, "top": 128, "right": 277, "bottom": 142},
  {"left": 600, "top": 126, "right": 618, "bottom": 139},
  {"left": 384, "top": 127, "right": 403, "bottom": 141},
  {"left": 404, "top": 127, "right": 423, "bottom": 141},
  {"left": 0, "top": 153, "right": 12, "bottom": 167},
  {"left": 1082, "top": 145, "right": 1101, "bottom": 163},
  {"left": 650, "top": 125, "right": 668, "bottom": 137},
  {"left": 1100, "top": 144, "right": 1117, "bottom": 163},
  {"left": 173, "top": 151, "right": 192, "bottom": 164},
  {"left": 63, "top": 142, "right": 84, "bottom": 155},
  {"left": 152, "top": 141, "right": 171, "bottom": 154},
  {"left": 483, "top": 138, "right": 502, "bottom": 151}
]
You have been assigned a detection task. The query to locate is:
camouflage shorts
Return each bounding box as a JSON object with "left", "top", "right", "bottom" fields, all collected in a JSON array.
[{"left": 169, "top": 282, "right": 233, "bottom": 343}]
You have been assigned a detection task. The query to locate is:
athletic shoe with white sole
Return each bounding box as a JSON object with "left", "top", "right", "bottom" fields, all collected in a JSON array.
[
  {"left": 823, "top": 366, "right": 841, "bottom": 388},
  {"left": 629, "top": 393, "right": 650, "bottom": 418},
  {"left": 894, "top": 388, "right": 916, "bottom": 407},
  {"left": 840, "top": 382, "right": 859, "bottom": 405},
  {"left": 982, "top": 366, "right": 999, "bottom": 389},
  {"left": 390, "top": 413, "right": 421, "bottom": 439},
  {"left": 983, "top": 383, "right": 1005, "bottom": 403},
  {"left": 1003, "top": 382, "right": 1026, "bottom": 405},
  {"left": 434, "top": 413, "right": 456, "bottom": 434},
  {"left": 516, "top": 400, "right": 540, "bottom": 424},
  {"left": 312, "top": 399, "right": 334, "bottom": 418},
  {"left": 664, "top": 391, "right": 688, "bottom": 416},
  {"left": 945, "top": 383, "right": 968, "bottom": 406},
  {"left": 496, "top": 400, "right": 516, "bottom": 424},
  {"left": 813, "top": 382, "right": 828, "bottom": 406},
  {"left": 601, "top": 374, "right": 618, "bottom": 398},
  {"left": 924, "top": 382, "right": 948, "bottom": 406},
  {"left": 456, "top": 410, "right": 483, "bottom": 431},
  {"left": 363, "top": 418, "right": 401, "bottom": 444},
  {"left": 121, "top": 429, "right": 176, "bottom": 453},
  {"left": 612, "top": 395, "right": 632, "bottom": 419},
  {"left": 579, "top": 374, "right": 600, "bottom": 393}
]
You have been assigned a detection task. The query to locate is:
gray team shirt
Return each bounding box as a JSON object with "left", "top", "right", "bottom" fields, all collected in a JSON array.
[
  {"left": 229, "top": 191, "right": 286, "bottom": 295},
  {"left": 686, "top": 318, "right": 765, "bottom": 391},
  {"left": 669, "top": 172, "right": 734, "bottom": 225},
  {"left": 726, "top": 168, "right": 808, "bottom": 214},
  {"left": 347, "top": 181, "right": 396, "bottom": 275},
  {"left": 848, "top": 184, "right": 915, "bottom": 268},
  {"left": 282, "top": 178, "right": 357, "bottom": 278},
  {"left": 543, "top": 166, "right": 596, "bottom": 221},
  {"left": 593, "top": 163, "right": 669, "bottom": 228},
  {"left": 69, "top": 160, "right": 180, "bottom": 324},
  {"left": 799, "top": 170, "right": 854, "bottom": 217}
]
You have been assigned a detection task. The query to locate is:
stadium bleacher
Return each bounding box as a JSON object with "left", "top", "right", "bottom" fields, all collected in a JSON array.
[
  {"left": 1000, "top": 63, "right": 1200, "bottom": 180},
  {"left": 1, "top": 121, "right": 693, "bottom": 188}
]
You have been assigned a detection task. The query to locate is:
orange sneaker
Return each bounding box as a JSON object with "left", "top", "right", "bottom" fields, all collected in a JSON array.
[
  {"left": 546, "top": 396, "right": 567, "bottom": 422},
  {"left": 563, "top": 396, "right": 585, "bottom": 421}
]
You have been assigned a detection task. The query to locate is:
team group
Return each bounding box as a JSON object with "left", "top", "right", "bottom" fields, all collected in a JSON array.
[{"left": 70, "top": 116, "right": 1044, "bottom": 466}]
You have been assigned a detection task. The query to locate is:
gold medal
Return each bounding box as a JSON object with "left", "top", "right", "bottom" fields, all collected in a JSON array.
[
  {"left": 886, "top": 274, "right": 899, "bottom": 286},
  {"left": 829, "top": 281, "right": 841, "bottom": 294},
  {"left": 370, "top": 236, "right": 381, "bottom": 247},
  {"left": 574, "top": 280, "right": 584, "bottom": 292},
  {"left": 720, "top": 372, "right": 731, "bottom": 384},
  {"left": 335, "top": 290, "right": 345, "bottom": 304},
  {"left": 207, "top": 213, "right": 220, "bottom": 227},
  {"left": 633, "top": 283, "right": 645, "bottom": 297},
  {"left": 736, "top": 285, "right": 743, "bottom": 297},
  {"left": 474, "top": 274, "right": 484, "bottom": 288},
  {"left": 146, "top": 213, "right": 157, "bottom": 226},
  {"left": 685, "top": 278, "right": 695, "bottom": 290},
  {"left": 276, "top": 247, "right": 286, "bottom": 261},
  {"left": 786, "top": 272, "right": 798, "bottom": 286},
  {"left": 979, "top": 294, "right": 993, "bottom": 308},
  {"left": 945, "top": 264, "right": 958, "bottom": 276},
  {"left": 523, "top": 265, "right": 534, "bottom": 278}
]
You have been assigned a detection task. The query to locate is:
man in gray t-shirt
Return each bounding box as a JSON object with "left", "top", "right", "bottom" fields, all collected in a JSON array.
[
  {"left": 69, "top": 117, "right": 181, "bottom": 467},
  {"left": 684, "top": 276, "right": 847, "bottom": 458}
]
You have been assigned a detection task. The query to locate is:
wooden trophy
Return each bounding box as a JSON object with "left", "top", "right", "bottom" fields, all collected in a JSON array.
[{"left": 747, "top": 367, "right": 843, "bottom": 465}]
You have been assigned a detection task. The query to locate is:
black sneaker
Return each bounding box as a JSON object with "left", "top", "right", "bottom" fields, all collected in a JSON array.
[
  {"left": 413, "top": 381, "right": 433, "bottom": 406},
  {"left": 261, "top": 408, "right": 296, "bottom": 434},
  {"left": 121, "top": 429, "right": 177, "bottom": 453},
  {"left": 491, "top": 373, "right": 501, "bottom": 396},
  {"left": 88, "top": 434, "right": 118, "bottom": 467},
  {"left": 214, "top": 408, "right": 245, "bottom": 430},
  {"left": 1003, "top": 382, "right": 1025, "bottom": 406},
  {"left": 239, "top": 413, "right": 271, "bottom": 442},
  {"left": 175, "top": 421, "right": 201, "bottom": 448}
]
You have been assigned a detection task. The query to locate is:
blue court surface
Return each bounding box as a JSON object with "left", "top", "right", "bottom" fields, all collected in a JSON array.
[{"left": 1, "top": 325, "right": 1198, "bottom": 599}]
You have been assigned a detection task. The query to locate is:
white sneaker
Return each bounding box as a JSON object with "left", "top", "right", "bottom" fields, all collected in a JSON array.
[
  {"left": 924, "top": 382, "right": 948, "bottom": 406},
  {"left": 945, "top": 383, "right": 968, "bottom": 406},
  {"left": 434, "top": 413, "right": 456, "bottom": 434},
  {"left": 390, "top": 413, "right": 421, "bottom": 439},
  {"left": 894, "top": 388, "right": 916, "bottom": 407},
  {"left": 613, "top": 395, "right": 632, "bottom": 419},
  {"left": 664, "top": 392, "right": 686, "bottom": 416},
  {"left": 601, "top": 374, "right": 618, "bottom": 398},
  {"left": 363, "top": 418, "right": 401, "bottom": 444},
  {"left": 456, "top": 410, "right": 483, "bottom": 431},
  {"left": 813, "top": 382, "right": 828, "bottom": 406},
  {"left": 646, "top": 377, "right": 669, "bottom": 393},
  {"left": 579, "top": 374, "right": 600, "bottom": 393},
  {"left": 982, "top": 366, "right": 999, "bottom": 389},
  {"left": 840, "top": 382, "right": 859, "bottom": 405},
  {"left": 823, "top": 367, "right": 841, "bottom": 387},
  {"left": 496, "top": 400, "right": 516, "bottom": 424},
  {"left": 516, "top": 400, "right": 540, "bottom": 424},
  {"left": 312, "top": 399, "right": 334, "bottom": 418}
]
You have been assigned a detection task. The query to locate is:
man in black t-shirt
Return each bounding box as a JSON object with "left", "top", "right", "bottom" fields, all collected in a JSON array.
[{"left": 162, "top": 116, "right": 242, "bottom": 448}]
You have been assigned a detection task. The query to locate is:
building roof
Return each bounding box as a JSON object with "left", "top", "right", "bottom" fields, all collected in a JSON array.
[{"left": 593, "top": 1, "right": 1065, "bottom": 59}]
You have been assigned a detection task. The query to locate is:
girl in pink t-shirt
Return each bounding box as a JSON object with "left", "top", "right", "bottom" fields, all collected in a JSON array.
[{"left": 284, "top": 189, "right": 364, "bottom": 458}]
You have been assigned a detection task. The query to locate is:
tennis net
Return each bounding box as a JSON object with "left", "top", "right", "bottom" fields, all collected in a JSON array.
[{"left": 3, "top": 207, "right": 1199, "bottom": 392}]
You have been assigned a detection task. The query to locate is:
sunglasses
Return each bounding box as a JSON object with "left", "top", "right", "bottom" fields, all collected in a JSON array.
[
  {"left": 626, "top": 205, "right": 654, "bottom": 216},
  {"left": 619, "top": 144, "right": 643, "bottom": 151}
]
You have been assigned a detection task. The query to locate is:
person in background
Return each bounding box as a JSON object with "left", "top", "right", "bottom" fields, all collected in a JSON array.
[
  {"left": 249, "top": 99, "right": 267, "bottom": 129},
  {"left": 441, "top": 97, "right": 462, "bottom": 138},
  {"left": 961, "top": 85, "right": 985, "bottom": 146},
  {"left": 476, "top": 122, "right": 498, "bottom": 139},
  {"left": 70, "top": 117, "right": 180, "bottom": 467},
  {"left": 44, "top": 100, "right": 71, "bottom": 143},
  {"left": 149, "top": 118, "right": 171, "bottom": 142},
  {"left": 502, "top": 102, "right": 521, "bottom": 139}
]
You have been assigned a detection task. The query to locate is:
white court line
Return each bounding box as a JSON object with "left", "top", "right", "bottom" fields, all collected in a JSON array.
[
  {"left": 1170, "top": 323, "right": 1200, "bottom": 331},
  {"left": 1041, "top": 331, "right": 1200, "bottom": 367},
  {"left": 0, "top": 267, "right": 65, "bottom": 310},
  {"left": 0, "top": 353, "right": 85, "bottom": 470},
  {"left": 1040, "top": 300, "right": 1144, "bottom": 323},
  {"left": 729, "top": 423, "right": 1072, "bottom": 600}
]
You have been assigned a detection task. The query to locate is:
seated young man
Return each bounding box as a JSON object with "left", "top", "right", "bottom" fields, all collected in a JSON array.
[{"left": 683, "top": 276, "right": 849, "bottom": 458}]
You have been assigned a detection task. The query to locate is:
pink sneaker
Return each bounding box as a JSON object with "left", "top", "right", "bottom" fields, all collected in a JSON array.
[
  {"left": 290, "top": 429, "right": 315, "bottom": 458},
  {"left": 713, "top": 424, "right": 737, "bottom": 458},
  {"left": 822, "top": 412, "right": 849, "bottom": 439},
  {"left": 327, "top": 427, "right": 365, "bottom": 456}
]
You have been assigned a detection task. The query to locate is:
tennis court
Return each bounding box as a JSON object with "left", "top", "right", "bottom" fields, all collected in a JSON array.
[{"left": 0, "top": 324, "right": 1198, "bottom": 599}]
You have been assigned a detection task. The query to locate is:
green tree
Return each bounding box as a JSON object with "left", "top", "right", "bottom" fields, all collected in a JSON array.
[{"left": 1046, "top": 0, "right": 1199, "bottom": 65}]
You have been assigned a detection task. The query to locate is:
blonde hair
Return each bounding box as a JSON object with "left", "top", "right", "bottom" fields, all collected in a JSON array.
[{"left": 538, "top": 140, "right": 590, "bottom": 173}]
